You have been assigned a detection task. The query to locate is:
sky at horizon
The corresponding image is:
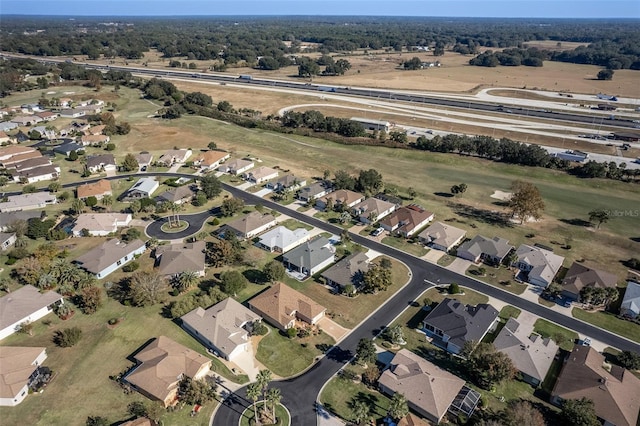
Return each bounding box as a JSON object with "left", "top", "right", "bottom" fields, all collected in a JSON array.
[{"left": 2, "top": 0, "right": 639, "bottom": 19}]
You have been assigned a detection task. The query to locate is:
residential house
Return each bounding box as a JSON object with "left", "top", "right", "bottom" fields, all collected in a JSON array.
[
  {"left": 86, "top": 154, "right": 116, "bottom": 173},
  {"left": 80, "top": 134, "right": 110, "bottom": 146},
  {"left": 0, "top": 145, "right": 37, "bottom": 162},
  {"left": 0, "top": 211, "right": 40, "bottom": 231},
  {"left": 87, "top": 124, "right": 106, "bottom": 135},
  {"left": 30, "top": 125, "right": 56, "bottom": 139},
  {"left": 321, "top": 252, "right": 369, "bottom": 292},
  {"left": 155, "top": 185, "right": 196, "bottom": 205},
  {"left": 380, "top": 205, "right": 434, "bottom": 237},
  {"left": 0, "top": 232, "right": 17, "bottom": 251},
  {"left": 222, "top": 211, "right": 277, "bottom": 240},
  {"left": 422, "top": 298, "right": 499, "bottom": 355},
  {"left": 77, "top": 104, "right": 103, "bottom": 114},
  {"left": 513, "top": 244, "right": 565, "bottom": 288},
  {"left": 20, "top": 103, "right": 44, "bottom": 113},
  {"left": 76, "top": 179, "right": 113, "bottom": 200},
  {"left": 620, "top": 282, "right": 640, "bottom": 319},
  {"left": 243, "top": 166, "right": 279, "bottom": 184},
  {"left": 123, "top": 177, "right": 159, "bottom": 200},
  {"left": 457, "top": 235, "right": 514, "bottom": 266},
  {"left": 256, "top": 225, "right": 311, "bottom": 253},
  {"left": 59, "top": 108, "right": 86, "bottom": 118},
  {"left": 11, "top": 115, "right": 43, "bottom": 126},
  {"left": 0, "top": 121, "right": 18, "bottom": 132},
  {"left": 0, "top": 286, "right": 64, "bottom": 340},
  {"left": 59, "top": 121, "right": 90, "bottom": 136},
  {"left": 155, "top": 241, "right": 206, "bottom": 278},
  {"left": 11, "top": 165, "right": 60, "bottom": 184},
  {"left": 71, "top": 213, "right": 132, "bottom": 237},
  {"left": 351, "top": 197, "right": 397, "bottom": 224},
  {"left": 282, "top": 236, "right": 335, "bottom": 278},
  {"left": 135, "top": 152, "right": 153, "bottom": 169},
  {"left": 0, "top": 347, "right": 48, "bottom": 406},
  {"left": 157, "top": 149, "right": 192, "bottom": 166},
  {"left": 0, "top": 131, "right": 9, "bottom": 144},
  {"left": 266, "top": 174, "right": 306, "bottom": 192},
  {"left": 551, "top": 346, "right": 640, "bottom": 426},
  {"left": 493, "top": 318, "right": 558, "bottom": 387},
  {"left": 74, "top": 239, "right": 146, "bottom": 279},
  {"left": 0, "top": 193, "right": 57, "bottom": 212},
  {"left": 58, "top": 98, "right": 72, "bottom": 108},
  {"left": 193, "top": 150, "right": 230, "bottom": 170},
  {"left": 10, "top": 131, "right": 30, "bottom": 144},
  {"left": 53, "top": 142, "right": 85, "bottom": 157},
  {"left": 378, "top": 349, "right": 480, "bottom": 424},
  {"left": 249, "top": 282, "right": 326, "bottom": 330},
  {"left": 315, "top": 189, "right": 364, "bottom": 211},
  {"left": 217, "top": 158, "right": 254, "bottom": 175},
  {"left": 296, "top": 181, "right": 332, "bottom": 203},
  {"left": 418, "top": 222, "right": 467, "bottom": 252},
  {"left": 0, "top": 150, "right": 42, "bottom": 167},
  {"left": 397, "top": 414, "right": 430, "bottom": 426},
  {"left": 6, "top": 156, "right": 52, "bottom": 174},
  {"left": 181, "top": 298, "right": 261, "bottom": 361},
  {"left": 125, "top": 336, "right": 210, "bottom": 407},
  {"left": 561, "top": 262, "right": 619, "bottom": 302}
]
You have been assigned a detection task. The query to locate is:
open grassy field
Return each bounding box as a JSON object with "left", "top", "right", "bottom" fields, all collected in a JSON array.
[{"left": 572, "top": 308, "right": 640, "bottom": 343}]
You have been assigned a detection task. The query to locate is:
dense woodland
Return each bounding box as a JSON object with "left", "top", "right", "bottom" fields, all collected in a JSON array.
[{"left": 1, "top": 17, "right": 639, "bottom": 69}]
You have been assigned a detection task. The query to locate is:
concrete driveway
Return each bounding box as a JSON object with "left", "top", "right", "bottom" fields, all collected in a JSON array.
[
  {"left": 254, "top": 187, "right": 273, "bottom": 197},
  {"left": 230, "top": 349, "right": 261, "bottom": 382},
  {"left": 423, "top": 249, "right": 444, "bottom": 263},
  {"left": 317, "top": 317, "right": 349, "bottom": 342},
  {"left": 447, "top": 257, "right": 472, "bottom": 274}
]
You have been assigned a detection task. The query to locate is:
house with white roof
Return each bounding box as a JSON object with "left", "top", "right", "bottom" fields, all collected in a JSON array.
[
  {"left": 123, "top": 177, "right": 159, "bottom": 200},
  {"left": 0, "top": 193, "right": 57, "bottom": 212},
  {"left": 621, "top": 282, "right": 640, "bottom": 319},
  {"left": 71, "top": 213, "right": 132, "bottom": 237},
  {"left": 217, "top": 158, "right": 254, "bottom": 175},
  {"left": 351, "top": 197, "right": 397, "bottom": 224},
  {"left": 418, "top": 222, "right": 466, "bottom": 252},
  {"left": 513, "top": 244, "right": 565, "bottom": 288},
  {"left": 243, "top": 166, "right": 279, "bottom": 184},
  {"left": 0, "top": 286, "right": 64, "bottom": 340},
  {"left": 256, "top": 225, "right": 311, "bottom": 253}
]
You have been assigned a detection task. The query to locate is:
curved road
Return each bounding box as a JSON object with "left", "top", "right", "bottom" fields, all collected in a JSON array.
[
  {"left": 145, "top": 208, "right": 217, "bottom": 240},
  {"left": 12, "top": 174, "right": 639, "bottom": 425}
]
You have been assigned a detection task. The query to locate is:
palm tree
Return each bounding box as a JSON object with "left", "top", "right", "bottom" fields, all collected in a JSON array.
[
  {"left": 351, "top": 400, "right": 370, "bottom": 425},
  {"left": 169, "top": 202, "right": 182, "bottom": 227},
  {"left": 50, "top": 259, "right": 83, "bottom": 289},
  {"left": 37, "top": 272, "right": 57, "bottom": 290},
  {"left": 256, "top": 369, "right": 272, "bottom": 415},
  {"left": 246, "top": 382, "right": 262, "bottom": 426},
  {"left": 101, "top": 194, "right": 113, "bottom": 212},
  {"left": 71, "top": 198, "right": 85, "bottom": 215},
  {"left": 173, "top": 270, "right": 199, "bottom": 293},
  {"left": 388, "top": 392, "right": 409, "bottom": 421},
  {"left": 76, "top": 271, "right": 97, "bottom": 290},
  {"left": 266, "top": 388, "right": 281, "bottom": 422}
]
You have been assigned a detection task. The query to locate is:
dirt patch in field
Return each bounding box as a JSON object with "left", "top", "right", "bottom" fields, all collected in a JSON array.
[{"left": 491, "top": 190, "right": 512, "bottom": 201}]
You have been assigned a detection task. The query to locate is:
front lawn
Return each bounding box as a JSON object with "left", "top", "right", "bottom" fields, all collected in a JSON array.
[
  {"left": 320, "top": 376, "right": 391, "bottom": 423},
  {"left": 533, "top": 319, "right": 578, "bottom": 351},
  {"left": 255, "top": 325, "right": 335, "bottom": 377},
  {"left": 279, "top": 218, "right": 313, "bottom": 231},
  {"left": 499, "top": 305, "right": 522, "bottom": 320},
  {"left": 381, "top": 235, "right": 428, "bottom": 257},
  {"left": 572, "top": 308, "right": 640, "bottom": 343},
  {"left": 466, "top": 266, "right": 527, "bottom": 295},
  {"left": 437, "top": 254, "right": 456, "bottom": 267},
  {"left": 422, "top": 286, "right": 490, "bottom": 307}
]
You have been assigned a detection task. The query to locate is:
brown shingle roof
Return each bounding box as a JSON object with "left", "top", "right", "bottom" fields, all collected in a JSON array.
[
  {"left": 155, "top": 241, "right": 206, "bottom": 276},
  {"left": 74, "top": 239, "right": 145, "bottom": 275},
  {"left": 76, "top": 179, "right": 112, "bottom": 199},
  {"left": 380, "top": 205, "right": 434, "bottom": 234},
  {"left": 562, "top": 262, "right": 619, "bottom": 297},
  {"left": 552, "top": 346, "right": 640, "bottom": 426},
  {"left": 195, "top": 150, "right": 229, "bottom": 167},
  {"left": 249, "top": 282, "right": 325, "bottom": 329},
  {"left": 225, "top": 211, "right": 276, "bottom": 237},
  {"left": 317, "top": 189, "right": 363, "bottom": 206},
  {"left": 0, "top": 346, "right": 47, "bottom": 399}
]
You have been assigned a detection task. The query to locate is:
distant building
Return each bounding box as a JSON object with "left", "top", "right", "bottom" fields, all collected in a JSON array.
[{"left": 350, "top": 117, "right": 390, "bottom": 132}]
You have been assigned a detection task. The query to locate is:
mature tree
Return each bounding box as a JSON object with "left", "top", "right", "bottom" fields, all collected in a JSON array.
[
  {"left": 356, "top": 338, "right": 377, "bottom": 367},
  {"left": 266, "top": 387, "right": 282, "bottom": 422},
  {"left": 357, "top": 169, "right": 384, "bottom": 195},
  {"left": 597, "top": 69, "right": 614, "bottom": 80},
  {"left": 256, "top": 369, "right": 273, "bottom": 414},
  {"left": 263, "top": 260, "right": 285, "bottom": 283},
  {"left": 127, "top": 270, "right": 168, "bottom": 306},
  {"left": 386, "top": 324, "right": 406, "bottom": 345},
  {"left": 220, "top": 270, "right": 248, "bottom": 296},
  {"left": 334, "top": 169, "right": 356, "bottom": 190},
  {"left": 121, "top": 153, "right": 139, "bottom": 172},
  {"left": 0, "top": 176, "right": 8, "bottom": 187},
  {"left": 500, "top": 401, "right": 545, "bottom": 426},
  {"left": 561, "top": 398, "right": 600, "bottom": 426},
  {"left": 466, "top": 342, "right": 516, "bottom": 389},
  {"left": 449, "top": 282, "right": 461, "bottom": 294},
  {"left": 351, "top": 399, "right": 370, "bottom": 425},
  {"left": 362, "top": 264, "right": 392, "bottom": 293},
  {"left": 85, "top": 196, "right": 98, "bottom": 209},
  {"left": 86, "top": 416, "right": 109, "bottom": 426},
  {"left": 509, "top": 180, "right": 545, "bottom": 223},
  {"left": 298, "top": 56, "right": 320, "bottom": 78},
  {"left": 172, "top": 270, "right": 200, "bottom": 294},
  {"left": 127, "top": 401, "right": 148, "bottom": 418},
  {"left": 451, "top": 183, "right": 468, "bottom": 196},
  {"left": 79, "top": 286, "right": 102, "bottom": 314},
  {"left": 178, "top": 376, "right": 217, "bottom": 405},
  {"left": 407, "top": 187, "right": 417, "bottom": 199},
  {"left": 617, "top": 350, "right": 640, "bottom": 370},
  {"left": 206, "top": 238, "right": 240, "bottom": 267},
  {"left": 200, "top": 174, "right": 222, "bottom": 199},
  {"left": 54, "top": 327, "right": 82, "bottom": 347},
  {"left": 184, "top": 91, "right": 213, "bottom": 107},
  {"left": 388, "top": 393, "right": 409, "bottom": 421},
  {"left": 221, "top": 197, "right": 245, "bottom": 216},
  {"left": 101, "top": 194, "right": 113, "bottom": 212},
  {"left": 207, "top": 141, "right": 217, "bottom": 150},
  {"left": 72, "top": 198, "right": 85, "bottom": 215},
  {"left": 246, "top": 382, "right": 262, "bottom": 426},
  {"left": 588, "top": 208, "right": 609, "bottom": 229},
  {"left": 48, "top": 182, "right": 61, "bottom": 193}
]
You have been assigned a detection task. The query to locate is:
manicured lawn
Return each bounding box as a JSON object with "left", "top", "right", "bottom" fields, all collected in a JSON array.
[
  {"left": 320, "top": 376, "right": 392, "bottom": 423},
  {"left": 538, "top": 297, "right": 556, "bottom": 308},
  {"left": 437, "top": 254, "right": 456, "bottom": 267},
  {"left": 533, "top": 319, "right": 578, "bottom": 352},
  {"left": 279, "top": 218, "right": 313, "bottom": 231},
  {"left": 291, "top": 257, "right": 411, "bottom": 329},
  {"left": 381, "top": 235, "right": 428, "bottom": 257},
  {"left": 161, "top": 403, "right": 216, "bottom": 426},
  {"left": 422, "top": 286, "right": 490, "bottom": 307},
  {"left": 313, "top": 209, "right": 353, "bottom": 228},
  {"left": 499, "top": 305, "right": 522, "bottom": 320},
  {"left": 572, "top": 308, "right": 640, "bottom": 343},
  {"left": 255, "top": 325, "right": 335, "bottom": 377},
  {"left": 466, "top": 266, "right": 527, "bottom": 295},
  {"left": 240, "top": 403, "right": 290, "bottom": 426}
]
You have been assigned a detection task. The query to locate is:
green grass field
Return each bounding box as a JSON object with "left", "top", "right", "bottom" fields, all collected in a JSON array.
[
  {"left": 572, "top": 308, "right": 640, "bottom": 343},
  {"left": 320, "top": 376, "right": 392, "bottom": 423},
  {"left": 381, "top": 235, "right": 429, "bottom": 257},
  {"left": 533, "top": 319, "right": 578, "bottom": 352},
  {"left": 499, "top": 305, "right": 522, "bottom": 320},
  {"left": 466, "top": 266, "right": 528, "bottom": 295}
]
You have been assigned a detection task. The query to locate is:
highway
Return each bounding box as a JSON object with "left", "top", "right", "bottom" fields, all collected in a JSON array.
[
  {"left": 12, "top": 173, "right": 636, "bottom": 425},
  {"left": 2, "top": 52, "right": 637, "bottom": 130}
]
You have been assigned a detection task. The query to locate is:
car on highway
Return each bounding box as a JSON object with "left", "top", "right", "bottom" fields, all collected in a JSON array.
[{"left": 371, "top": 227, "right": 385, "bottom": 237}]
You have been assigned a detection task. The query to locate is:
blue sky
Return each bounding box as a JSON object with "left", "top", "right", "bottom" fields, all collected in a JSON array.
[{"left": 1, "top": 0, "right": 639, "bottom": 18}]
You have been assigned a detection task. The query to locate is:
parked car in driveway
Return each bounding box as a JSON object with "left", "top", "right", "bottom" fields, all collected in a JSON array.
[{"left": 371, "top": 227, "right": 384, "bottom": 237}]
